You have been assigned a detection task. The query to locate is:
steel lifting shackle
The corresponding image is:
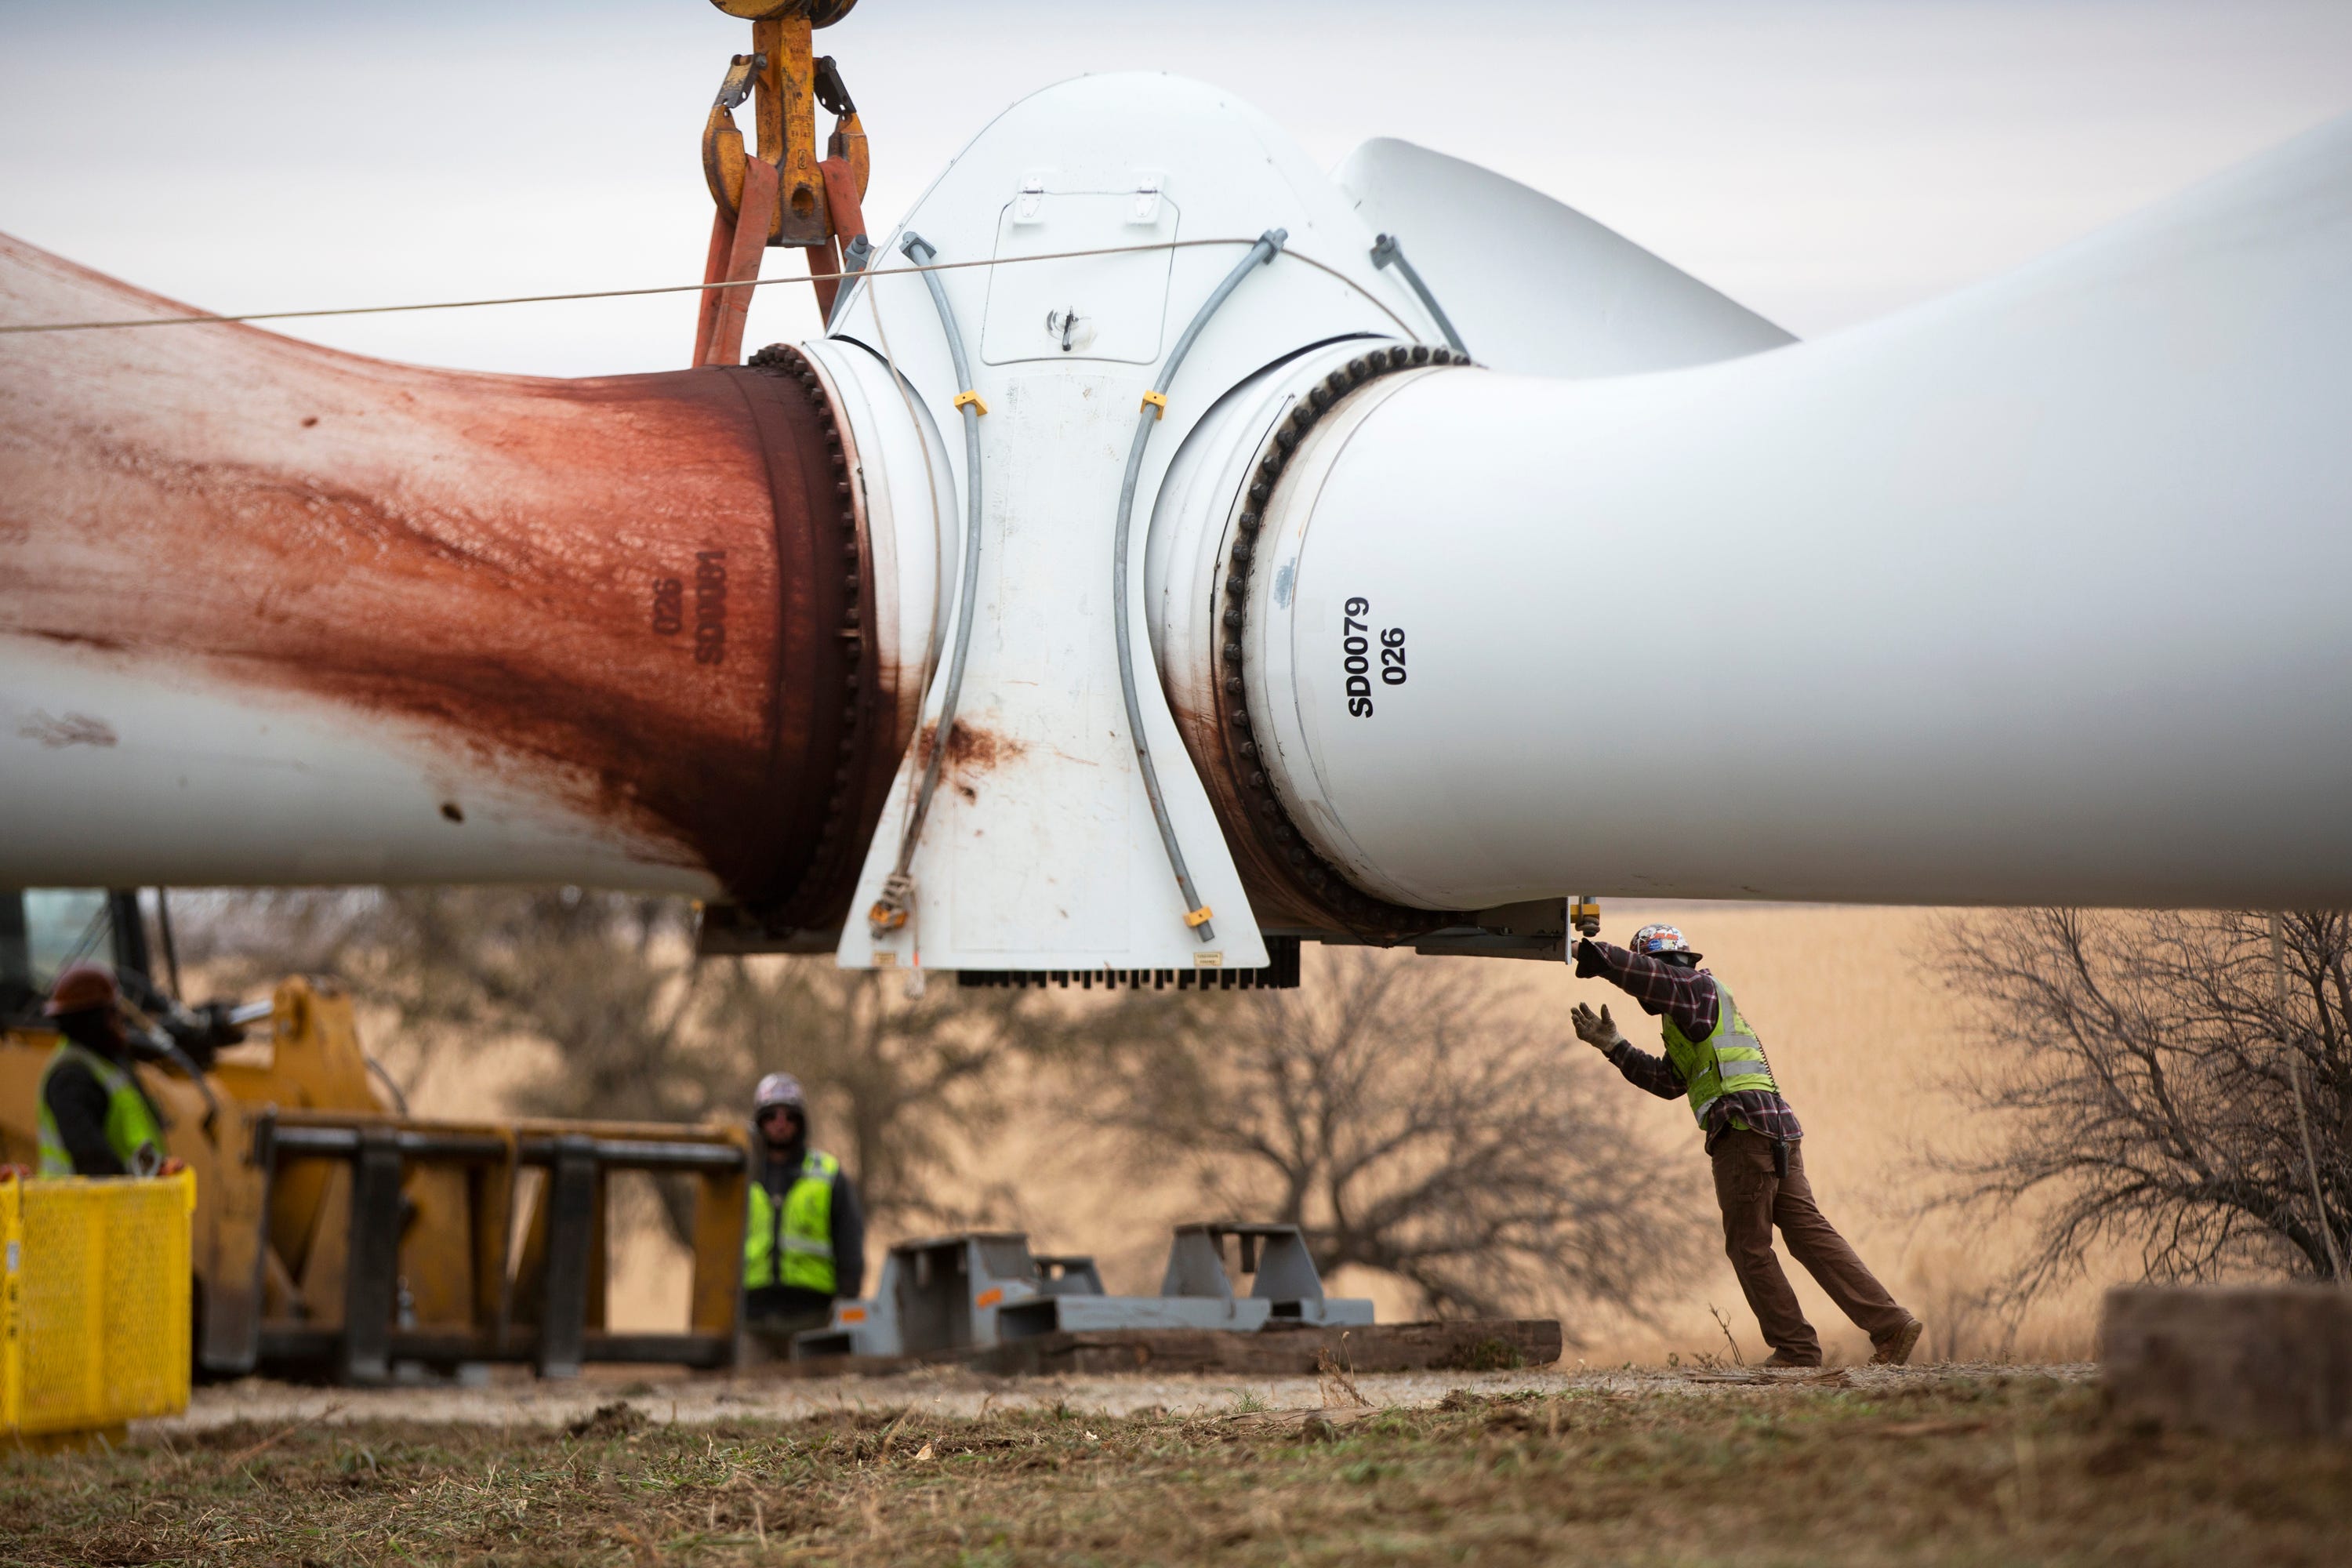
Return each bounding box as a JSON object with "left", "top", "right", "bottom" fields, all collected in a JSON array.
[
  {"left": 701, "top": 2, "right": 863, "bottom": 244},
  {"left": 692, "top": 1, "right": 873, "bottom": 360}
]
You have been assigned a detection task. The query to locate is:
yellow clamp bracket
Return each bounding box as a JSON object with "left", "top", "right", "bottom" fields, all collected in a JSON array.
[
  {"left": 953, "top": 390, "right": 989, "bottom": 416},
  {"left": 869, "top": 901, "right": 909, "bottom": 933},
  {"left": 1184, "top": 905, "right": 1214, "bottom": 928},
  {"left": 1140, "top": 390, "right": 1168, "bottom": 419}
]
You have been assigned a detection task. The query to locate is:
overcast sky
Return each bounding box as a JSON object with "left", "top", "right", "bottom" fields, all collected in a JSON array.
[{"left": 5, "top": 1, "right": 2348, "bottom": 376}]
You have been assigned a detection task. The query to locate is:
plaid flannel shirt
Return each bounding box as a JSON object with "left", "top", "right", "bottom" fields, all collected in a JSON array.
[{"left": 1582, "top": 940, "right": 1804, "bottom": 1145}]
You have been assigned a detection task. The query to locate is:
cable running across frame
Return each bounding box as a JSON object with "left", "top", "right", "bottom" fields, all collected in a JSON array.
[
  {"left": 1109, "top": 227, "right": 1290, "bottom": 946},
  {"left": 2, "top": 239, "right": 1424, "bottom": 339},
  {"left": 861, "top": 230, "right": 988, "bottom": 942}
]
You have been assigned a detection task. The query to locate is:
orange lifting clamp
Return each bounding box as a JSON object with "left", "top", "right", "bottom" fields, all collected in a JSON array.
[{"left": 693, "top": 1, "right": 873, "bottom": 368}]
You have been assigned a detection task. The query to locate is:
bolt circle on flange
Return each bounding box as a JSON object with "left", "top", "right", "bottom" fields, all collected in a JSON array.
[{"left": 739, "top": 340, "right": 885, "bottom": 934}]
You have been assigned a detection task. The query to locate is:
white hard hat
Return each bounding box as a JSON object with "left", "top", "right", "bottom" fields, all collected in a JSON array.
[{"left": 753, "top": 1072, "right": 807, "bottom": 1116}]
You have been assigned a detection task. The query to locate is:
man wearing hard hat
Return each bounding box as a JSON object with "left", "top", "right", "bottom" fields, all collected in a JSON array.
[
  {"left": 1570, "top": 924, "right": 1924, "bottom": 1368},
  {"left": 35, "top": 964, "right": 170, "bottom": 1178},
  {"left": 742, "top": 1072, "right": 866, "bottom": 1339}
]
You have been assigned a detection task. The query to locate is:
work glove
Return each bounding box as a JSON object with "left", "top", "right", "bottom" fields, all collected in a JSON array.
[
  {"left": 1572, "top": 936, "right": 1608, "bottom": 978},
  {"left": 1570, "top": 1001, "right": 1625, "bottom": 1054}
]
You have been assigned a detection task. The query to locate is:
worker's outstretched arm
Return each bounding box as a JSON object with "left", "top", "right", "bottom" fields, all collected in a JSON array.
[
  {"left": 1573, "top": 938, "right": 1719, "bottom": 1038},
  {"left": 1570, "top": 937, "right": 1720, "bottom": 1102},
  {"left": 830, "top": 1168, "right": 866, "bottom": 1299},
  {"left": 1571, "top": 998, "right": 1686, "bottom": 1101}
]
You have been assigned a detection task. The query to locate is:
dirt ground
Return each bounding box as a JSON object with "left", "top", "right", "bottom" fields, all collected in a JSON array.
[
  {"left": 9, "top": 1364, "right": 2345, "bottom": 1566},
  {"left": 150, "top": 1359, "right": 2088, "bottom": 1433}
]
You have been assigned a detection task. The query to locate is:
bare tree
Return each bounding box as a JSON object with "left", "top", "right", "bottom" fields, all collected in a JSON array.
[
  {"left": 1069, "top": 948, "right": 1696, "bottom": 1322},
  {"left": 178, "top": 888, "right": 1120, "bottom": 1239},
  {"left": 180, "top": 888, "right": 706, "bottom": 1109},
  {"left": 1933, "top": 908, "right": 2350, "bottom": 1293}
]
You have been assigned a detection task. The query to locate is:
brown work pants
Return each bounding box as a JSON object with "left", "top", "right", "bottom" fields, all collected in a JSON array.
[{"left": 1711, "top": 1128, "right": 1910, "bottom": 1364}]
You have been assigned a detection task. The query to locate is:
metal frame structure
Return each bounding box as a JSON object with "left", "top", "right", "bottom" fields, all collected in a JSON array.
[
  {"left": 797, "top": 1221, "right": 1370, "bottom": 1359},
  {"left": 245, "top": 1113, "right": 749, "bottom": 1381}
]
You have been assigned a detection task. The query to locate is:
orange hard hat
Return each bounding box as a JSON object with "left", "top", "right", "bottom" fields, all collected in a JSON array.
[{"left": 42, "top": 963, "right": 119, "bottom": 1018}]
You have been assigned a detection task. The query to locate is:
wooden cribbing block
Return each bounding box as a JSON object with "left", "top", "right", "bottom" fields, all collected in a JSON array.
[
  {"left": 2101, "top": 1285, "right": 2352, "bottom": 1439},
  {"left": 971, "top": 1319, "right": 1563, "bottom": 1379}
]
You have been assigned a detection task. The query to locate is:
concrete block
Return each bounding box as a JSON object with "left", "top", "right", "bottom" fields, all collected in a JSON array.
[{"left": 2100, "top": 1284, "right": 2352, "bottom": 1438}]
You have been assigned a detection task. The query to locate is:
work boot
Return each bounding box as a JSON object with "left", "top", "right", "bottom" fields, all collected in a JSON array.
[
  {"left": 1871, "top": 1319, "right": 1926, "bottom": 1367},
  {"left": 1762, "top": 1348, "right": 1820, "bottom": 1368}
]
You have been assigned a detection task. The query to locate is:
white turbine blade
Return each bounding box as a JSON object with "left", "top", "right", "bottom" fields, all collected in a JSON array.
[
  {"left": 1332, "top": 137, "right": 1794, "bottom": 377},
  {"left": 1261, "top": 113, "right": 2352, "bottom": 910}
]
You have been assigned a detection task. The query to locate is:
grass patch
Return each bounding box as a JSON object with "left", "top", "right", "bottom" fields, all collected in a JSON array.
[
  {"left": 1437, "top": 1336, "right": 1526, "bottom": 1373},
  {"left": 2, "top": 1375, "right": 2347, "bottom": 1565}
]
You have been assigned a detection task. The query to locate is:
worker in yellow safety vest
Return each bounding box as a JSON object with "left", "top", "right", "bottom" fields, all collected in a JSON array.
[
  {"left": 34, "top": 964, "right": 173, "bottom": 1178},
  {"left": 743, "top": 1072, "right": 864, "bottom": 1338},
  {"left": 1570, "top": 924, "right": 1924, "bottom": 1368}
]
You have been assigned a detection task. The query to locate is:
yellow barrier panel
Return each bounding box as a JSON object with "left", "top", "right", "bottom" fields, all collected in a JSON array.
[{"left": 2, "top": 1171, "right": 195, "bottom": 1439}]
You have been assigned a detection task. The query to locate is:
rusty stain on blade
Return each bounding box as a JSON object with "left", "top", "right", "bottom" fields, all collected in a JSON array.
[{"left": 0, "top": 233, "right": 897, "bottom": 921}]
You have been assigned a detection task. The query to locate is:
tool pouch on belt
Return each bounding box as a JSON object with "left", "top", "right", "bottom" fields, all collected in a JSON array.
[{"left": 1771, "top": 1136, "right": 1791, "bottom": 1181}]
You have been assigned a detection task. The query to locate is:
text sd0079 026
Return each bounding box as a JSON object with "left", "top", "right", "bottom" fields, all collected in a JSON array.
[{"left": 1342, "top": 595, "right": 1406, "bottom": 717}]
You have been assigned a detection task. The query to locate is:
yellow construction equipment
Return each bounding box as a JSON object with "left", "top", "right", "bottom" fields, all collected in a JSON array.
[{"left": 0, "top": 888, "right": 752, "bottom": 1383}]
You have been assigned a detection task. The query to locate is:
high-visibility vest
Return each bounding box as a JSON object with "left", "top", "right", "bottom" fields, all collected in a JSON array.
[
  {"left": 35, "top": 1040, "right": 167, "bottom": 1177},
  {"left": 744, "top": 1149, "right": 838, "bottom": 1293},
  {"left": 1657, "top": 979, "right": 1780, "bottom": 1131}
]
